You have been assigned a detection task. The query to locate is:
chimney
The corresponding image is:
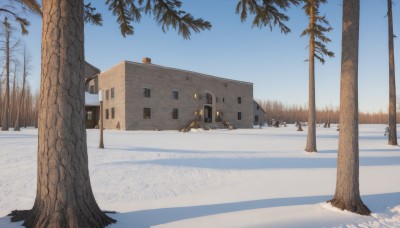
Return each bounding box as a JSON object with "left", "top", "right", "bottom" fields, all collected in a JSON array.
[{"left": 142, "top": 57, "right": 151, "bottom": 64}]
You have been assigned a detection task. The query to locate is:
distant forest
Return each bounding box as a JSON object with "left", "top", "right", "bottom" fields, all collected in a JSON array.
[{"left": 258, "top": 100, "right": 397, "bottom": 124}]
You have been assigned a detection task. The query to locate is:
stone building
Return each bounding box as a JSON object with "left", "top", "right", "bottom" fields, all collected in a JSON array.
[{"left": 86, "top": 58, "right": 265, "bottom": 130}]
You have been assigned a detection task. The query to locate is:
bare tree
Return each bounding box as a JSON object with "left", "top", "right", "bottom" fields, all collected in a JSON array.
[
  {"left": 1, "top": 17, "right": 11, "bottom": 130},
  {"left": 14, "top": 46, "right": 29, "bottom": 131},
  {"left": 328, "top": 0, "right": 370, "bottom": 215}
]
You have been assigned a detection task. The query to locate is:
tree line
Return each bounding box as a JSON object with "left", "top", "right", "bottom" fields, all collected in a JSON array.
[
  {"left": 0, "top": 17, "right": 38, "bottom": 130},
  {"left": 258, "top": 99, "right": 400, "bottom": 124}
]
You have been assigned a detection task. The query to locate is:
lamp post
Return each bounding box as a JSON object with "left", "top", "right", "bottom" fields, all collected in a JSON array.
[{"left": 99, "top": 89, "right": 104, "bottom": 149}]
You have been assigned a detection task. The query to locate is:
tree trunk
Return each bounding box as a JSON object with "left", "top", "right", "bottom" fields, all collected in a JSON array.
[
  {"left": 387, "top": 0, "right": 398, "bottom": 145},
  {"left": 305, "top": 0, "right": 317, "bottom": 152},
  {"left": 328, "top": 0, "right": 370, "bottom": 215},
  {"left": 1, "top": 18, "right": 10, "bottom": 131},
  {"left": 9, "top": 1, "right": 116, "bottom": 227},
  {"left": 14, "top": 50, "right": 27, "bottom": 131},
  {"left": 10, "top": 65, "right": 18, "bottom": 128}
]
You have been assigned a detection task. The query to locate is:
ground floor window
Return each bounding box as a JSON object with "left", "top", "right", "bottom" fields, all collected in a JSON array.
[
  {"left": 86, "top": 111, "right": 93, "bottom": 121},
  {"left": 172, "top": 108, "right": 179, "bottom": 119},
  {"left": 238, "top": 112, "right": 242, "bottom": 120},
  {"left": 143, "top": 108, "right": 151, "bottom": 119},
  {"left": 105, "top": 109, "right": 109, "bottom": 119},
  {"left": 111, "top": 108, "right": 115, "bottom": 119},
  {"left": 255, "top": 115, "right": 258, "bottom": 122}
]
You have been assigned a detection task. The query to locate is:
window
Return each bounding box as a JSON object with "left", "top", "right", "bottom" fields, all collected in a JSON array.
[
  {"left": 257, "top": 105, "right": 260, "bottom": 110},
  {"left": 86, "top": 111, "right": 93, "bottom": 121},
  {"left": 111, "top": 88, "right": 115, "bottom": 99},
  {"left": 172, "top": 108, "right": 179, "bottom": 119},
  {"left": 105, "top": 109, "right": 109, "bottom": 119},
  {"left": 223, "top": 97, "right": 225, "bottom": 103},
  {"left": 143, "top": 108, "right": 151, "bottom": 119},
  {"left": 238, "top": 112, "right": 242, "bottom": 120},
  {"left": 144, "top": 88, "right": 151, "bottom": 97},
  {"left": 111, "top": 108, "right": 115, "bottom": 119},
  {"left": 237, "top": 97, "right": 242, "bottom": 104},
  {"left": 172, "top": 91, "right": 179, "bottom": 100},
  {"left": 89, "top": 85, "right": 94, "bottom": 94},
  {"left": 106, "top": 90, "right": 109, "bottom": 100},
  {"left": 255, "top": 115, "right": 259, "bottom": 122}
]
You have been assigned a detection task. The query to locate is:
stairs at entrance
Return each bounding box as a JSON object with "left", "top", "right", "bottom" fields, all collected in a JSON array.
[{"left": 201, "top": 122, "right": 226, "bottom": 130}]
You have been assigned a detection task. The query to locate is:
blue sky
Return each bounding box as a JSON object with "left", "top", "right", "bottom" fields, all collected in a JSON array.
[{"left": 20, "top": 1, "right": 398, "bottom": 112}]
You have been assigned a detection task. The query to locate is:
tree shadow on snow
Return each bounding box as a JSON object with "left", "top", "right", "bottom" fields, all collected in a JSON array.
[
  {"left": 119, "top": 156, "right": 400, "bottom": 170},
  {"left": 106, "top": 192, "right": 400, "bottom": 228}
]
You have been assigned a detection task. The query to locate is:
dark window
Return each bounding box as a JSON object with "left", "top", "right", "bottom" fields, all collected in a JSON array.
[
  {"left": 89, "top": 85, "right": 94, "bottom": 94},
  {"left": 206, "top": 93, "right": 212, "bottom": 104},
  {"left": 172, "top": 108, "right": 179, "bottom": 119},
  {"left": 257, "top": 105, "right": 260, "bottom": 110},
  {"left": 111, "top": 108, "right": 115, "bottom": 119},
  {"left": 237, "top": 97, "right": 242, "bottom": 104},
  {"left": 105, "top": 109, "right": 109, "bottom": 119},
  {"left": 223, "top": 97, "right": 225, "bottom": 103},
  {"left": 144, "top": 88, "right": 151, "bottom": 97},
  {"left": 255, "top": 115, "right": 259, "bottom": 122},
  {"left": 238, "top": 112, "right": 242, "bottom": 120},
  {"left": 111, "top": 88, "right": 115, "bottom": 99},
  {"left": 86, "top": 111, "right": 93, "bottom": 121},
  {"left": 172, "top": 91, "right": 179, "bottom": 100},
  {"left": 106, "top": 90, "right": 109, "bottom": 100},
  {"left": 143, "top": 108, "right": 151, "bottom": 119}
]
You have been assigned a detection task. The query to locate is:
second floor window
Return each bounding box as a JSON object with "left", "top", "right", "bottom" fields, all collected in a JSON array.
[
  {"left": 106, "top": 90, "right": 109, "bottom": 100},
  {"left": 238, "top": 97, "right": 242, "bottom": 104},
  {"left": 111, "top": 88, "right": 115, "bottom": 99},
  {"left": 144, "top": 88, "right": 151, "bottom": 97},
  {"left": 172, "top": 91, "right": 178, "bottom": 100}
]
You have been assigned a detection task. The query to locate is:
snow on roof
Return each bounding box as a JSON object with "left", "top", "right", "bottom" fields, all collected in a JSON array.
[{"left": 85, "top": 92, "right": 100, "bottom": 106}]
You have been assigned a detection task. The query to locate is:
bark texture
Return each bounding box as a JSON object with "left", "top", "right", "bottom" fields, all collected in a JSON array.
[
  {"left": 305, "top": 0, "right": 317, "bottom": 153},
  {"left": 328, "top": 0, "right": 370, "bottom": 215},
  {"left": 9, "top": 1, "right": 116, "bottom": 227},
  {"left": 387, "top": 0, "right": 398, "bottom": 145}
]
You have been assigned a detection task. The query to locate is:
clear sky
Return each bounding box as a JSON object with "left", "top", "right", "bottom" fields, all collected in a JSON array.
[{"left": 19, "top": 1, "right": 399, "bottom": 113}]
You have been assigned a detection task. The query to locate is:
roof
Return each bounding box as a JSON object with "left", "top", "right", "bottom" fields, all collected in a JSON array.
[{"left": 124, "top": 61, "right": 253, "bottom": 85}]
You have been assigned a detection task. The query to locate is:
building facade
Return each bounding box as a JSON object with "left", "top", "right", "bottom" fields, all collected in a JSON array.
[{"left": 96, "top": 58, "right": 255, "bottom": 130}]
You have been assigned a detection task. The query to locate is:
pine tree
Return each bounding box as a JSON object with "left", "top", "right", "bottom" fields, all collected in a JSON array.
[
  {"left": 328, "top": 0, "right": 371, "bottom": 215},
  {"left": 301, "top": 0, "right": 334, "bottom": 152},
  {"left": 387, "top": 0, "right": 397, "bottom": 145},
  {"left": 8, "top": 1, "right": 211, "bottom": 227}
]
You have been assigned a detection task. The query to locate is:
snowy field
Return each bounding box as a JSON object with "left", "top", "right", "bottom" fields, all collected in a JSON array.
[{"left": 0, "top": 124, "right": 399, "bottom": 228}]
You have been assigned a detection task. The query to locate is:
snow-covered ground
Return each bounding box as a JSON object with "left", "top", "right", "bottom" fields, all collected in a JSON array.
[{"left": 0, "top": 124, "right": 399, "bottom": 228}]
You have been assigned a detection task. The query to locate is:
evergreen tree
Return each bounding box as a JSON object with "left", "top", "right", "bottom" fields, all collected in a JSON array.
[
  {"left": 301, "top": 0, "right": 334, "bottom": 152},
  {"left": 387, "top": 0, "right": 397, "bottom": 145},
  {"left": 328, "top": 0, "right": 371, "bottom": 215},
  {"left": 235, "top": 0, "right": 299, "bottom": 34},
  {"left": 9, "top": 1, "right": 211, "bottom": 227}
]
